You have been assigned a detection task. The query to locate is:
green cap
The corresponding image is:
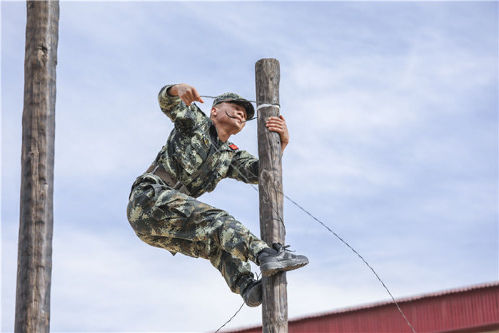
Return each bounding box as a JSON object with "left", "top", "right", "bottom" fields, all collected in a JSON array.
[{"left": 212, "top": 92, "right": 255, "bottom": 120}]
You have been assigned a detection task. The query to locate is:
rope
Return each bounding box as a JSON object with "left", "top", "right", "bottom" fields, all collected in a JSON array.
[
  {"left": 200, "top": 95, "right": 256, "bottom": 103},
  {"left": 256, "top": 103, "right": 280, "bottom": 111},
  {"left": 214, "top": 301, "right": 244, "bottom": 333},
  {"left": 280, "top": 193, "right": 417, "bottom": 333},
  {"left": 214, "top": 272, "right": 262, "bottom": 333}
]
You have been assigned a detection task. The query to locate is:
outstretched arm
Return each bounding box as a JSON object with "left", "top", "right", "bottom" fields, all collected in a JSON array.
[{"left": 266, "top": 115, "right": 289, "bottom": 153}]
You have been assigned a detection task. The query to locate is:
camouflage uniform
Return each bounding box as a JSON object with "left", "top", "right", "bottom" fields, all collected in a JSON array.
[{"left": 127, "top": 85, "right": 269, "bottom": 294}]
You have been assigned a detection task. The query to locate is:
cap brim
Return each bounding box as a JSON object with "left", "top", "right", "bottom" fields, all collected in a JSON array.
[{"left": 230, "top": 100, "right": 255, "bottom": 120}]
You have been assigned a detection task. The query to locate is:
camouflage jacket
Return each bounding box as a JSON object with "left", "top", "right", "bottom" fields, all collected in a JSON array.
[{"left": 147, "top": 84, "right": 259, "bottom": 198}]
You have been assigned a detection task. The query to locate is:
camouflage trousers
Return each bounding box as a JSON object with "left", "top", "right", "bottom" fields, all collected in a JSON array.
[{"left": 127, "top": 174, "right": 269, "bottom": 294}]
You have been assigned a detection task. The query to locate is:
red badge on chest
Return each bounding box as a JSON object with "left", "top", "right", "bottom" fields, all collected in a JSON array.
[{"left": 229, "top": 144, "right": 239, "bottom": 150}]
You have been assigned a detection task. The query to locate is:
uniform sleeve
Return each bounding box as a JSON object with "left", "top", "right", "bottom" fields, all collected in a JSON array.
[
  {"left": 227, "top": 149, "right": 259, "bottom": 184},
  {"left": 158, "top": 84, "right": 205, "bottom": 130}
]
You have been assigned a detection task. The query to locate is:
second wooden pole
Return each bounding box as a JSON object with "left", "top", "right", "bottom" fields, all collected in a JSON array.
[{"left": 256, "top": 58, "right": 288, "bottom": 333}]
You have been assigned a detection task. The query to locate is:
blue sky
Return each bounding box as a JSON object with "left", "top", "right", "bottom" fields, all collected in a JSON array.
[{"left": 2, "top": 1, "right": 497, "bottom": 332}]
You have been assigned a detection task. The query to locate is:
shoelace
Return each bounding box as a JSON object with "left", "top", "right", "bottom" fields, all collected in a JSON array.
[{"left": 272, "top": 243, "right": 295, "bottom": 253}]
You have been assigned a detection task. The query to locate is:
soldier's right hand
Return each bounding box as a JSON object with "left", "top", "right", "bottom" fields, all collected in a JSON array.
[{"left": 169, "top": 83, "right": 204, "bottom": 106}]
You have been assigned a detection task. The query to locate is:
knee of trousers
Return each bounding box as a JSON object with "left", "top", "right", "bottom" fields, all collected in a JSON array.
[
  {"left": 212, "top": 215, "right": 269, "bottom": 263},
  {"left": 127, "top": 183, "right": 156, "bottom": 225}
]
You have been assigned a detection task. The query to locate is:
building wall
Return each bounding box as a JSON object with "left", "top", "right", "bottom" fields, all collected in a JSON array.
[{"left": 230, "top": 283, "right": 499, "bottom": 333}]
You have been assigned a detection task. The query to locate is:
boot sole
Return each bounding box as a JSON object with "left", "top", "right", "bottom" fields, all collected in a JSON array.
[
  {"left": 243, "top": 282, "right": 263, "bottom": 307},
  {"left": 260, "top": 258, "right": 309, "bottom": 277}
]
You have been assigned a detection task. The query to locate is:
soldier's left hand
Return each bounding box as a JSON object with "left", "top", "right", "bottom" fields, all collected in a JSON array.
[{"left": 266, "top": 115, "right": 289, "bottom": 152}]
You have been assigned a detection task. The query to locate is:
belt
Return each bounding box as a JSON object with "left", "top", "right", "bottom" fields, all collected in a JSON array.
[{"left": 146, "top": 162, "right": 190, "bottom": 196}]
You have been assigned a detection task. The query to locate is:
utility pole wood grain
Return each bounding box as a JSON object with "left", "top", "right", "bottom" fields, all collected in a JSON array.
[
  {"left": 15, "top": 1, "right": 59, "bottom": 332},
  {"left": 255, "top": 58, "right": 288, "bottom": 333}
]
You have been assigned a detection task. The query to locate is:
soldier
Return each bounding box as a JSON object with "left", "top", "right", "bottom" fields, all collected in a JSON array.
[{"left": 127, "top": 83, "right": 308, "bottom": 307}]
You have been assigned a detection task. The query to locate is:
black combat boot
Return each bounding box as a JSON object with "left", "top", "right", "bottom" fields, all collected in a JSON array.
[
  {"left": 241, "top": 279, "right": 262, "bottom": 307},
  {"left": 257, "top": 243, "right": 309, "bottom": 277}
]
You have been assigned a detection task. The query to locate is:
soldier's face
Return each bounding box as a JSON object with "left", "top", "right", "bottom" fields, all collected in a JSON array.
[{"left": 212, "top": 102, "right": 247, "bottom": 134}]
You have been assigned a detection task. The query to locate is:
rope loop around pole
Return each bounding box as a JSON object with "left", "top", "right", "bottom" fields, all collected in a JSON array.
[{"left": 256, "top": 103, "right": 280, "bottom": 111}]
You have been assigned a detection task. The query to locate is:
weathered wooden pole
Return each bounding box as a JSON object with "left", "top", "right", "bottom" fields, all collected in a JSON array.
[
  {"left": 15, "top": 1, "right": 59, "bottom": 332},
  {"left": 256, "top": 58, "right": 288, "bottom": 333}
]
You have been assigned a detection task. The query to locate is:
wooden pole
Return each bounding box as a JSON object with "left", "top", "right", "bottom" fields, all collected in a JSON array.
[
  {"left": 255, "top": 58, "right": 288, "bottom": 333},
  {"left": 15, "top": 1, "right": 59, "bottom": 332}
]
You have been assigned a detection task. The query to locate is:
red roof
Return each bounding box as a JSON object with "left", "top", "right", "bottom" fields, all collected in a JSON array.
[{"left": 228, "top": 281, "right": 499, "bottom": 333}]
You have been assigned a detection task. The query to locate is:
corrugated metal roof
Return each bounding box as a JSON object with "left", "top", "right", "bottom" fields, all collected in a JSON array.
[
  {"left": 228, "top": 281, "right": 499, "bottom": 333},
  {"left": 293, "top": 281, "right": 499, "bottom": 321}
]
